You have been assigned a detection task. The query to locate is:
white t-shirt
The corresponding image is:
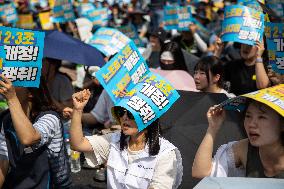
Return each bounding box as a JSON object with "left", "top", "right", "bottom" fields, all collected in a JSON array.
[
  {"left": 210, "top": 141, "right": 245, "bottom": 177},
  {"left": 84, "top": 133, "right": 178, "bottom": 189}
]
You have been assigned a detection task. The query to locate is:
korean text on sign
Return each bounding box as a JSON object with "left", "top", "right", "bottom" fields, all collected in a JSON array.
[
  {"left": 88, "top": 27, "right": 130, "bottom": 56},
  {"left": 221, "top": 5, "right": 264, "bottom": 46},
  {"left": 0, "top": 26, "right": 45, "bottom": 87},
  {"left": 51, "top": 0, "right": 75, "bottom": 23},
  {"left": 164, "top": 5, "right": 192, "bottom": 31},
  {"left": 119, "top": 71, "right": 179, "bottom": 131},
  {"left": 265, "top": 22, "right": 284, "bottom": 74},
  {"left": 96, "top": 41, "right": 149, "bottom": 104}
]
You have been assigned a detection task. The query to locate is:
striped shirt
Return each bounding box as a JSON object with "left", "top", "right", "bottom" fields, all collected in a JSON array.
[
  {"left": 0, "top": 113, "right": 62, "bottom": 159},
  {"left": 33, "top": 114, "right": 63, "bottom": 157},
  {"left": 0, "top": 127, "right": 8, "bottom": 159}
]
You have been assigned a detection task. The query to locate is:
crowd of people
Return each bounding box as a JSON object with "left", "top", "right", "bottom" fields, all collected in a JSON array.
[{"left": 0, "top": 0, "right": 283, "bottom": 188}]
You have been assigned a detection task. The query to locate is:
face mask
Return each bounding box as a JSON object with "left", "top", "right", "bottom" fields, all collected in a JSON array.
[{"left": 160, "top": 63, "right": 177, "bottom": 70}]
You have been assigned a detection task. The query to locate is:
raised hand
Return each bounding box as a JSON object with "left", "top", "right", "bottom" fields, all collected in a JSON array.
[
  {"left": 213, "top": 37, "right": 224, "bottom": 58},
  {"left": 72, "top": 89, "right": 91, "bottom": 111},
  {"left": 189, "top": 23, "right": 198, "bottom": 34},
  {"left": 207, "top": 106, "right": 226, "bottom": 133},
  {"left": 63, "top": 107, "right": 73, "bottom": 118},
  {"left": 255, "top": 40, "right": 265, "bottom": 58},
  {"left": 0, "top": 74, "right": 16, "bottom": 100}
]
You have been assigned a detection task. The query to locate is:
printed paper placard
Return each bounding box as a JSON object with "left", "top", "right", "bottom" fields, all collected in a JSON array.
[
  {"left": 85, "top": 8, "right": 109, "bottom": 27},
  {"left": 163, "top": 5, "right": 192, "bottom": 31},
  {"left": 0, "top": 26, "right": 45, "bottom": 87},
  {"left": 96, "top": 41, "right": 148, "bottom": 103},
  {"left": 77, "top": 3, "right": 95, "bottom": 17},
  {"left": 164, "top": 5, "right": 179, "bottom": 30},
  {"left": 30, "top": 0, "right": 48, "bottom": 9},
  {"left": 17, "top": 14, "right": 34, "bottom": 29},
  {"left": 115, "top": 71, "right": 180, "bottom": 131},
  {"left": 221, "top": 5, "right": 264, "bottom": 46},
  {"left": 237, "top": 0, "right": 264, "bottom": 11},
  {"left": 51, "top": 0, "right": 75, "bottom": 23},
  {"left": 217, "top": 84, "right": 284, "bottom": 117},
  {"left": 241, "top": 84, "right": 284, "bottom": 117},
  {"left": 88, "top": 27, "right": 130, "bottom": 56},
  {"left": 267, "top": 0, "right": 284, "bottom": 18},
  {"left": 49, "top": 0, "right": 55, "bottom": 8},
  {"left": 78, "top": 0, "right": 95, "bottom": 2},
  {"left": 265, "top": 22, "right": 284, "bottom": 74},
  {"left": 178, "top": 6, "right": 192, "bottom": 31},
  {"left": 117, "top": 24, "right": 143, "bottom": 47},
  {"left": 0, "top": 3, "right": 18, "bottom": 24},
  {"left": 96, "top": 41, "right": 180, "bottom": 131},
  {"left": 39, "top": 11, "right": 54, "bottom": 30},
  {"left": 217, "top": 96, "right": 247, "bottom": 112}
]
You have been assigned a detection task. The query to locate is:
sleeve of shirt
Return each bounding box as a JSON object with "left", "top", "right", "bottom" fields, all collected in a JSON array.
[
  {"left": 32, "top": 114, "right": 61, "bottom": 150},
  {"left": 149, "top": 150, "right": 177, "bottom": 189},
  {"left": 90, "top": 90, "right": 109, "bottom": 124},
  {"left": 84, "top": 133, "right": 112, "bottom": 168},
  {"left": 210, "top": 141, "right": 245, "bottom": 177},
  {"left": 193, "top": 32, "right": 208, "bottom": 53}
]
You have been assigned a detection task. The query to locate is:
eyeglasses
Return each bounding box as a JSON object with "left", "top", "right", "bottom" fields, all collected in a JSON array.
[{"left": 114, "top": 107, "right": 134, "bottom": 120}]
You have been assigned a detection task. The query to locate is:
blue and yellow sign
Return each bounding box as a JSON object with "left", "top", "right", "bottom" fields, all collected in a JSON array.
[
  {"left": 265, "top": 22, "right": 284, "bottom": 74},
  {"left": 221, "top": 5, "right": 264, "bottom": 46},
  {"left": 96, "top": 41, "right": 180, "bottom": 131},
  {"left": 0, "top": 3, "right": 18, "bottom": 24},
  {"left": 164, "top": 5, "right": 192, "bottom": 31},
  {"left": 51, "top": 0, "right": 75, "bottom": 23},
  {"left": 0, "top": 26, "right": 45, "bottom": 87},
  {"left": 88, "top": 27, "right": 130, "bottom": 56}
]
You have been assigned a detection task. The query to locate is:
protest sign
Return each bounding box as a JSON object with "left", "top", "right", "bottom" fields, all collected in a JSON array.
[
  {"left": 192, "top": 17, "right": 210, "bottom": 40},
  {"left": 267, "top": 0, "right": 284, "bottom": 18},
  {"left": 0, "top": 3, "right": 18, "bottom": 24},
  {"left": 163, "top": 5, "right": 192, "bottom": 31},
  {"left": 30, "top": 0, "right": 48, "bottom": 9},
  {"left": 221, "top": 5, "right": 264, "bottom": 46},
  {"left": 0, "top": 26, "right": 45, "bottom": 87},
  {"left": 85, "top": 8, "right": 109, "bottom": 27},
  {"left": 194, "top": 177, "right": 284, "bottom": 189},
  {"left": 237, "top": 0, "right": 264, "bottom": 11},
  {"left": 164, "top": 5, "right": 179, "bottom": 30},
  {"left": 96, "top": 41, "right": 180, "bottom": 131},
  {"left": 88, "top": 27, "right": 130, "bottom": 56},
  {"left": 78, "top": 0, "right": 95, "bottom": 2},
  {"left": 51, "top": 0, "right": 75, "bottom": 23},
  {"left": 17, "top": 14, "right": 34, "bottom": 29},
  {"left": 217, "top": 84, "right": 284, "bottom": 117},
  {"left": 178, "top": 6, "right": 192, "bottom": 31},
  {"left": 77, "top": 3, "right": 95, "bottom": 17},
  {"left": 265, "top": 22, "right": 284, "bottom": 74},
  {"left": 117, "top": 24, "right": 143, "bottom": 47},
  {"left": 49, "top": 0, "right": 55, "bottom": 8},
  {"left": 39, "top": 11, "right": 54, "bottom": 30}
]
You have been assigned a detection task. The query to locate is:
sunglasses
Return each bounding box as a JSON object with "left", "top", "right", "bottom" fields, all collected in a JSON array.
[{"left": 114, "top": 107, "right": 134, "bottom": 120}]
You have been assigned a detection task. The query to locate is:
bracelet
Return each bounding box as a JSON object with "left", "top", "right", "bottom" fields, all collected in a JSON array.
[{"left": 256, "top": 57, "right": 263, "bottom": 63}]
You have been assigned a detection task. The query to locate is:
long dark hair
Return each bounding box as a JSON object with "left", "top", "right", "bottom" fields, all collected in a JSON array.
[
  {"left": 159, "top": 41, "right": 187, "bottom": 71},
  {"left": 194, "top": 56, "right": 224, "bottom": 88},
  {"left": 119, "top": 119, "right": 161, "bottom": 156},
  {"left": 28, "top": 76, "right": 58, "bottom": 122}
]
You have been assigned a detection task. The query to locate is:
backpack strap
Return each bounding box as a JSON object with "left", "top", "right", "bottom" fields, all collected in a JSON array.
[{"left": 38, "top": 111, "right": 72, "bottom": 188}]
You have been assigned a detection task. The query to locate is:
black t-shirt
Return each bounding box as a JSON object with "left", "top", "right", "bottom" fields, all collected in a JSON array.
[{"left": 224, "top": 59, "right": 257, "bottom": 96}]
